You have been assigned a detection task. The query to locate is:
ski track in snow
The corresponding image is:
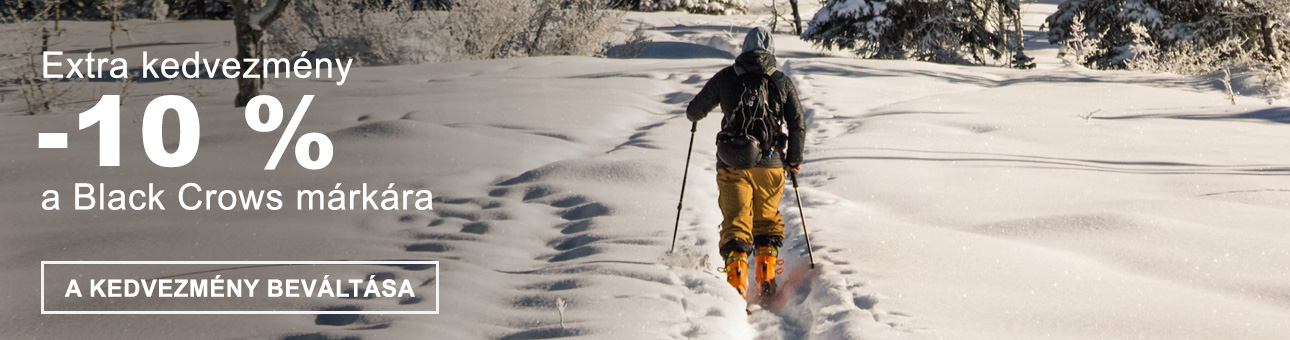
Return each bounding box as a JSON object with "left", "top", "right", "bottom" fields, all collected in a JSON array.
[
  {"left": 7, "top": 3, "right": 1290, "bottom": 339},
  {"left": 277, "top": 62, "right": 775, "bottom": 340},
  {"left": 305, "top": 58, "right": 915, "bottom": 339},
  {"left": 737, "top": 59, "right": 919, "bottom": 340}
]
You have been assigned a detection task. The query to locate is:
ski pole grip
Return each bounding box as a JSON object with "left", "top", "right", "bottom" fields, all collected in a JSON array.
[{"left": 689, "top": 121, "right": 697, "bottom": 133}]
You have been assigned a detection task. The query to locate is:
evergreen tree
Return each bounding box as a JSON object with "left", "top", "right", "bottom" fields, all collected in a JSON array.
[
  {"left": 803, "top": 0, "right": 1029, "bottom": 66},
  {"left": 167, "top": 0, "right": 233, "bottom": 19},
  {"left": 1045, "top": 0, "right": 1289, "bottom": 70}
]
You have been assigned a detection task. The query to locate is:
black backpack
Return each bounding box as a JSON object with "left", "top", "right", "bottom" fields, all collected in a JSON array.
[{"left": 717, "top": 72, "right": 786, "bottom": 168}]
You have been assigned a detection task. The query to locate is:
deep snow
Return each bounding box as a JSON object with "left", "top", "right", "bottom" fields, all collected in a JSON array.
[{"left": 2, "top": 1, "right": 1290, "bottom": 339}]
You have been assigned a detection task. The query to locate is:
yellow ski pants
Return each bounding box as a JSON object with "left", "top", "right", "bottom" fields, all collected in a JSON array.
[{"left": 717, "top": 167, "right": 786, "bottom": 249}]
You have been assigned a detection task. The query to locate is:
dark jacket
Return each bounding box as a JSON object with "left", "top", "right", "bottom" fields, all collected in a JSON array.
[{"left": 687, "top": 50, "right": 806, "bottom": 169}]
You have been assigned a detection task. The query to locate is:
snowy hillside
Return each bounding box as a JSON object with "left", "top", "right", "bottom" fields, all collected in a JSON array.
[{"left": 3, "top": 2, "right": 1290, "bottom": 339}]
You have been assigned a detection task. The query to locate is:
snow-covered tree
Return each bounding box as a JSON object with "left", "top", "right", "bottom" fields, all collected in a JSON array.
[
  {"left": 803, "top": 0, "right": 1029, "bottom": 66},
  {"left": 265, "top": 0, "right": 432, "bottom": 66},
  {"left": 149, "top": 0, "right": 167, "bottom": 19},
  {"left": 1046, "top": 0, "right": 1290, "bottom": 99},
  {"left": 436, "top": 0, "right": 620, "bottom": 61},
  {"left": 1046, "top": 0, "right": 1290, "bottom": 70},
  {"left": 621, "top": 0, "right": 747, "bottom": 15},
  {"left": 99, "top": 0, "right": 128, "bottom": 54},
  {"left": 169, "top": 0, "right": 234, "bottom": 19},
  {"left": 231, "top": 0, "right": 292, "bottom": 107},
  {"left": 1, "top": 0, "right": 215, "bottom": 20}
]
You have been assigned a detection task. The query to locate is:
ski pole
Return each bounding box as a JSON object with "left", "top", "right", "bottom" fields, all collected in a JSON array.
[
  {"left": 670, "top": 121, "right": 698, "bottom": 253},
  {"left": 789, "top": 171, "right": 816, "bottom": 269}
]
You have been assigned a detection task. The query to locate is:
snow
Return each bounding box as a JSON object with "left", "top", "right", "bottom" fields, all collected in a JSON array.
[{"left": 3, "top": 2, "right": 1290, "bottom": 339}]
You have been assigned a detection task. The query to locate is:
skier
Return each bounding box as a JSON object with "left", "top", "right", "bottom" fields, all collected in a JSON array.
[{"left": 686, "top": 27, "right": 806, "bottom": 301}]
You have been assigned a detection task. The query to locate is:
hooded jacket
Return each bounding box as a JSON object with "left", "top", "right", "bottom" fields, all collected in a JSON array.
[{"left": 687, "top": 27, "right": 806, "bottom": 168}]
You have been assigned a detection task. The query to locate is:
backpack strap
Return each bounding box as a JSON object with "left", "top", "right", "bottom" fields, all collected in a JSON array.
[
  {"left": 722, "top": 72, "right": 786, "bottom": 153},
  {"left": 767, "top": 71, "right": 788, "bottom": 106},
  {"left": 763, "top": 71, "right": 789, "bottom": 149}
]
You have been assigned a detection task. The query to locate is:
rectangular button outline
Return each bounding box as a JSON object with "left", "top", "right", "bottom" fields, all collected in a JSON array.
[{"left": 41, "top": 261, "right": 440, "bottom": 315}]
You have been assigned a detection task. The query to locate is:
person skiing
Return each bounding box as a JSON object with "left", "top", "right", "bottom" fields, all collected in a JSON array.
[{"left": 686, "top": 27, "right": 805, "bottom": 300}]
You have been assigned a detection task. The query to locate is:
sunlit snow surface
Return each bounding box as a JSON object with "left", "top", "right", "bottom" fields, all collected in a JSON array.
[{"left": 2, "top": 1, "right": 1290, "bottom": 339}]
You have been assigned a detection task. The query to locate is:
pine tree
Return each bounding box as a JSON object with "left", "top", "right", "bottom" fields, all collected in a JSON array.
[
  {"left": 803, "top": 0, "right": 1029, "bottom": 66},
  {"left": 167, "top": 0, "right": 235, "bottom": 19},
  {"left": 1045, "top": 0, "right": 1289, "bottom": 70}
]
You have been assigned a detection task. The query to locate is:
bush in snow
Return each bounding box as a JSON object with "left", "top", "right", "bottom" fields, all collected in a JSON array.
[
  {"left": 608, "top": 22, "right": 652, "bottom": 58},
  {"left": 0, "top": 0, "right": 171, "bottom": 20},
  {"left": 621, "top": 0, "right": 747, "bottom": 15},
  {"left": 804, "top": 0, "right": 1031, "bottom": 66},
  {"left": 2, "top": 0, "right": 102, "bottom": 20},
  {"left": 435, "top": 0, "right": 621, "bottom": 61},
  {"left": 265, "top": 0, "right": 432, "bottom": 66},
  {"left": 0, "top": 4, "right": 83, "bottom": 114},
  {"left": 1046, "top": 0, "right": 1289, "bottom": 98}
]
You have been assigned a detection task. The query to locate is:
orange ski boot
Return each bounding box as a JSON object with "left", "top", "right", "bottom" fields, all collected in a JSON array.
[
  {"left": 754, "top": 245, "right": 782, "bottom": 299},
  {"left": 722, "top": 251, "right": 749, "bottom": 299}
]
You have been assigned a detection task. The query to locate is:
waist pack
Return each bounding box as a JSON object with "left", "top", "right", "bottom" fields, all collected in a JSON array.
[{"left": 717, "top": 131, "right": 764, "bottom": 168}]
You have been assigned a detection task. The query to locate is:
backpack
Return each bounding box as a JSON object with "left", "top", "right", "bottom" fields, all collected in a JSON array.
[{"left": 717, "top": 72, "right": 787, "bottom": 169}]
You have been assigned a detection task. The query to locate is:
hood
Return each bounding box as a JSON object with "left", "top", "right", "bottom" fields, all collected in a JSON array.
[
  {"left": 741, "top": 27, "right": 775, "bottom": 55},
  {"left": 735, "top": 27, "right": 777, "bottom": 75}
]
